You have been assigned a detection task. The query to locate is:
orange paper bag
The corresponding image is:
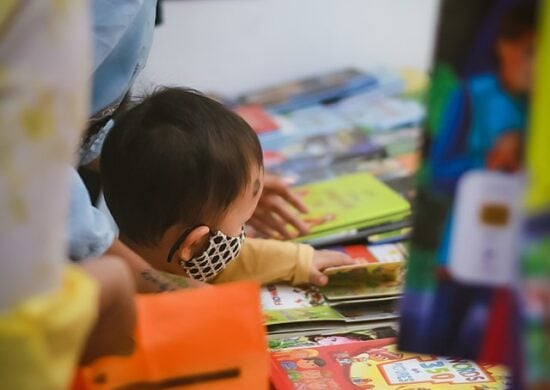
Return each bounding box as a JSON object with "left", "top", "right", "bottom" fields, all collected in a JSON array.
[{"left": 80, "top": 281, "right": 269, "bottom": 389}]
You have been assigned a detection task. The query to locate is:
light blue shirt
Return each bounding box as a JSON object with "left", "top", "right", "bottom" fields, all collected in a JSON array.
[
  {"left": 68, "top": 0, "right": 156, "bottom": 261},
  {"left": 68, "top": 168, "right": 115, "bottom": 261},
  {"left": 91, "top": 0, "right": 156, "bottom": 116}
]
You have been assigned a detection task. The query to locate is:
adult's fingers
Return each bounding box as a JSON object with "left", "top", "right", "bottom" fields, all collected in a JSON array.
[{"left": 269, "top": 199, "right": 310, "bottom": 235}]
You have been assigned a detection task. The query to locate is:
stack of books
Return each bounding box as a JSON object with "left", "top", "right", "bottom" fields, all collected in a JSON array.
[
  {"left": 233, "top": 67, "right": 424, "bottom": 194},
  {"left": 262, "top": 242, "right": 406, "bottom": 335},
  {"left": 269, "top": 334, "right": 510, "bottom": 389},
  {"left": 230, "top": 66, "right": 426, "bottom": 388}
]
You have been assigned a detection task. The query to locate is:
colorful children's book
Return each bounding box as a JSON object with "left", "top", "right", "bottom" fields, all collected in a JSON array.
[
  {"left": 321, "top": 282, "right": 402, "bottom": 302},
  {"left": 261, "top": 285, "right": 399, "bottom": 334},
  {"left": 323, "top": 243, "right": 407, "bottom": 286},
  {"left": 270, "top": 338, "right": 510, "bottom": 389},
  {"left": 290, "top": 172, "right": 411, "bottom": 244},
  {"left": 398, "top": 1, "right": 540, "bottom": 385},
  {"left": 268, "top": 325, "right": 398, "bottom": 351}
]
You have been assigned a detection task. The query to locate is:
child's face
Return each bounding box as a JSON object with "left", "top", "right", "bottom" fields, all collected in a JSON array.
[
  {"left": 215, "top": 164, "right": 264, "bottom": 237},
  {"left": 497, "top": 31, "right": 535, "bottom": 94},
  {"left": 162, "top": 164, "right": 264, "bottom": 280}
]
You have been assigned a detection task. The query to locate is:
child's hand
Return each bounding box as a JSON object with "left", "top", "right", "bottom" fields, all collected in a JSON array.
[{"left": 309, "top": 250, "right": 356, "bottom": 286}]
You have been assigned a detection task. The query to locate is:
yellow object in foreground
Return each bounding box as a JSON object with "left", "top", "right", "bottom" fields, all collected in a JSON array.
[{"left": 0, "top": 265, "right": 98, "bottom": 390}]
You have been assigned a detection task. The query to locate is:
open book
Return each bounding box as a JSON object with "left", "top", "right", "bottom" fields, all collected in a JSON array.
[{"left": 261, "top": 284, "right": 399, "bottom": 335}]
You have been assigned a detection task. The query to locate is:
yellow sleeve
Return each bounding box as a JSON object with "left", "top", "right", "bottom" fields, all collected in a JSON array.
[
  {"left": 0, "top": 265, "right": 98, "bottom": 390},
  {"left": 212, "top": 238, "right": 314, "bottom": 286}
]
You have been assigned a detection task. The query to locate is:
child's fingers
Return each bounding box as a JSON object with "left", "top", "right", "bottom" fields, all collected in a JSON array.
[
  {"left": 309, "top": 268, "right": 329, "bottom": 286},
  {"left": 314, "top": 250, "right": 356, "bottom": 270},
  {"left": 309, "top": 250, "right": 357, "bottom": 286}
]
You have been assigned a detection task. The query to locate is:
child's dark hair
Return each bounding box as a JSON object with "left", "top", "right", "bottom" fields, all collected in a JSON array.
[
  {"left": 497, "top": 1, "right": 538, "bottom": 40},
  {"left": 101, "top": 87, "right": 263, "bottom": 246}
]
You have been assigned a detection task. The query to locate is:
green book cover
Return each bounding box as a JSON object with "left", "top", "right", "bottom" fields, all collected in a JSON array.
[{"left": 292, "top": 172, "right": 411, "bottom": 243}]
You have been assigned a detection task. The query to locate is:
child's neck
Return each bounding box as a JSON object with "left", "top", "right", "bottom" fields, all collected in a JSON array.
[{"left": 123, "top": 236, "right": 187, "bottom": 277}]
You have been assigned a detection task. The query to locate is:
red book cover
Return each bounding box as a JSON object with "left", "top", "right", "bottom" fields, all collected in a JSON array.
[
  {"left": 270, "top": 338, "right": 509, "bottom": 389},
  {"left": 234, "top": 104, "right": 279, "bottom": 134}
]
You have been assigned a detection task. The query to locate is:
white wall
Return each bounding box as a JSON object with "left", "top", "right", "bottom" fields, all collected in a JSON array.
[{"left": 137, "top": 0, "right": 440, "bottom": 98}]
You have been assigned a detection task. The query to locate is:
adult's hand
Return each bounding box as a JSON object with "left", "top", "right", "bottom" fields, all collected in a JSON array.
[{"left": 248, "top": 174, "right": 310, "bottom": 239}]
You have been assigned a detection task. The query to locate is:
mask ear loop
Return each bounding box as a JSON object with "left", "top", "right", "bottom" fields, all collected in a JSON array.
[{"left": 166, "top": 224, "right": 207, "bottom": 263}]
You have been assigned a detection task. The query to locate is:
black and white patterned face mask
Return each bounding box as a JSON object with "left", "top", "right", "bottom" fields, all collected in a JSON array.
[{"left": 166, "top": 226, "right": 245, "bottom": 282}]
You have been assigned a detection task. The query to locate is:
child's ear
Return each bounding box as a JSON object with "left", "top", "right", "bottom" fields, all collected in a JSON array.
[{"left": 178, "top": 226, "right": 210, "bottom": 261}]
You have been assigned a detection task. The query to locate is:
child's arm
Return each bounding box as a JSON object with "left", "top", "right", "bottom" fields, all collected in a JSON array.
[
  {"left": 212, "top": 238, "right": 354, "bottom": 286},
  {"left": 79, "top": 256, "right": 137, "bottom": 365},
  {"left": 106, "top": 238, "right": 206, "bottom": 293}
]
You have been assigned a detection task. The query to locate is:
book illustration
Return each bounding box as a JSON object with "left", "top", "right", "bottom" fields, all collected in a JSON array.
[
  {"left": 289, "top": 172, "right": 411, "bottom": 242},
  {"left": 262, "top": 285, "right": 400, "bottom": 330},
  {"left": 270, "top": 339, "right": 510, "bottom": 389},
  {"left": 268, "top": 326, "right": 398, "bottom": 351},
  {"left": 448, "top": 172, "right": 523, "bottom": 286},
  {"left": 265, "top": 306, "right": 345, "bottom": 327},
  {"left": 323, "top": 243, "right": 407, "bottom": 288},
  {"left": 399, "top": 0, "right": 538, "bottom": 373},
  {"left": 262, "top": 285, "right": 335, "bottom": 327},
  {"left": 261, "top": 284, "right": 325, "bottom": 311}
]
